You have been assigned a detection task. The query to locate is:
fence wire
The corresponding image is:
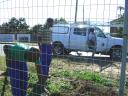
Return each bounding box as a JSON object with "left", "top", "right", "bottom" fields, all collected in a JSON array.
[{"left": 0, "top": 0, "right": 127, "bottom": 96}]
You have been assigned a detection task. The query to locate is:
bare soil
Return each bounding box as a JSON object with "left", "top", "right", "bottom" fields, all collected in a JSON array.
[
  {"left": 51, "top": 56, "right": 128, "bottom": 96},
  {"left": 50, "top": 79, "right": 118, "bottom": 96}
]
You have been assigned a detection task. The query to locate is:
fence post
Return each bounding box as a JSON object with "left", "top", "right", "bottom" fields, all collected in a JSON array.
[
  {"left": 119, "top": 0, "right": 128, "bottom": 96},
  {"left": 75, "top": 0, "right": 78, "bottom": 23}
]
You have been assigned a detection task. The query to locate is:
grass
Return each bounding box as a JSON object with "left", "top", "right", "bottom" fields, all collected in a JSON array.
[
  {"left": 0, "top": 56, "right": 6, "bottom": 71},
  {"left": 47, "top": 79, "right": 73, "bottom": 94},
  {"left": 52, "top": 69, "right": 114, "bottom": 86},
  {"left": 48, "top": 71, "right": 111, "bottom": 94},
  {"left": 0, "top": 56, "right": 128, "bottom": 95}
]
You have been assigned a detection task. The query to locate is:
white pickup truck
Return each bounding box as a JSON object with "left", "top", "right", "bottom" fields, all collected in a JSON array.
[{"left": 52, "top": 23, "right": 123, "bottom": 58}]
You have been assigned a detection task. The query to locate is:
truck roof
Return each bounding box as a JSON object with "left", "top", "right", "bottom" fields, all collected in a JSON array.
[
  {"left": 53, "top": 23, "right": 71, "bottom": 27},
  {"left": 53, "top": 23, "right": 94, "bottom": 28}
]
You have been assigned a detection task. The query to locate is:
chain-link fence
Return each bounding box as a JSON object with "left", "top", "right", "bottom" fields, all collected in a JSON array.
[{"left": 0, "top": 0, "right": 128, "bottom": 96}]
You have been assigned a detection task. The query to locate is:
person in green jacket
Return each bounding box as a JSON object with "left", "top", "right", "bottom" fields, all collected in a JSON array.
[{"left": 4, "top": 43, "right": 39, "bottom": 96}]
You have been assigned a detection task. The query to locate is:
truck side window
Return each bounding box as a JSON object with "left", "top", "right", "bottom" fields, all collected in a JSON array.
[
  {"left": 74, "top": 28, "right": 87, "bottom": 36},
  {"left": 95, "top": 28, "right": 106, "bottom": 38},
  {"left": 52, "top": 26, "right": 69, "bottom": 34}
]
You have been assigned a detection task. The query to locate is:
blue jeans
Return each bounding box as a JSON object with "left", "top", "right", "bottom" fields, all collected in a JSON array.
[
  {"left": 39, "top": 44, "right": 52, "bottom": 76},
  {"left": 7, "top": 60, "right": 28, "bottom": 96}
]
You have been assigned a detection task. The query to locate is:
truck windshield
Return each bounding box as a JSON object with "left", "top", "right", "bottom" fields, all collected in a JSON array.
[
  {"left": 94, "top": 28, "right": 106, "bottom": 38},
  {"left": 74, "top": 28, "right": 87, "bottom": 36}
]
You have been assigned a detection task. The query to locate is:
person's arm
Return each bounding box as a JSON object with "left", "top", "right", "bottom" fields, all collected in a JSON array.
[{"left": 25, "top": 47, "right": 40, "bottom": 62}]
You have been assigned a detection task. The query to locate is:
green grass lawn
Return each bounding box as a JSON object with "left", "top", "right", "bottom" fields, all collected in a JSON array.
[
  {"left": 0, "top": 56, "right": 128, "bottom": 96},
  {"left": 0, "top": 56, "right": 6, "bottom": 71}
]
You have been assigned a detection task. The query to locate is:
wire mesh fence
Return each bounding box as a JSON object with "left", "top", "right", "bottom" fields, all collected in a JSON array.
[{"left": 0, "top": 0, "right": 128, "bottom": 96}]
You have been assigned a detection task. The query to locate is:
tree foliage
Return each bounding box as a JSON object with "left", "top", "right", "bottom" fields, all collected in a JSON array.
[
  {"left": 29, "top": 24, "right": 43, "bottom": 34},
  {"left": 54, "top": 18, "right": 68, "bottom": 24},
  {"left": 0, "top": 17, "right": 68, "bottom": 34},
  {"left": 30, "top": 18, "right": 68, "bottom": 34},
  {"left": 0, "top": 17, "right": 29, "bottom": 33}
]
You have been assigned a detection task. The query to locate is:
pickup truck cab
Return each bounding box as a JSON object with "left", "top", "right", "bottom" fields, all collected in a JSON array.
[{"left": 52, "top": 23, "right": 123, "bottom": 58}]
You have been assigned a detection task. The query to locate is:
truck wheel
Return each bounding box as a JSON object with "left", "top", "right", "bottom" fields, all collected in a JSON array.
[
  {"left": 110, "top": 46, "right": 122, "bottom": 60},
  {"left": 53, "top": 43, "right": 64, "bottom": 55}
]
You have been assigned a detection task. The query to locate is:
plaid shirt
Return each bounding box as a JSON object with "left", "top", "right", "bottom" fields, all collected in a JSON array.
[{"left": 37, "top": 25, "right": 52, "bottom": 44}]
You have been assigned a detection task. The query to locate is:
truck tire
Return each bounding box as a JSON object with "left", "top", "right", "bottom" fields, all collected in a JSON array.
[
  {"left": 110, "top": 46, "right": 122, "bottom": 60},
  {"left": 53, "top": 42, "right": 64, "bottom": 55}
]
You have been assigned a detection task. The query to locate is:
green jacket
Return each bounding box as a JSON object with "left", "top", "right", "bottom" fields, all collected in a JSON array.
[{"left": 7, "top": 43, "right": 30, "bottom": 62}]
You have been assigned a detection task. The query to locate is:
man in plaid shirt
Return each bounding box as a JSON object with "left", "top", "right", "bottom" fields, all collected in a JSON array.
[{"left": 34, "top": 18, "right": 54, "bottom": 95}]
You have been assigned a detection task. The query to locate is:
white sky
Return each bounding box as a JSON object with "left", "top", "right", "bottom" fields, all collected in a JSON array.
[{"left": 0, "top": 0, "right": 125, "bottom": 27}]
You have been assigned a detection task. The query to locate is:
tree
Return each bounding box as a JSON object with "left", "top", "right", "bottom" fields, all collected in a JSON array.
[
  {"left": 17, "top": 18, "right": 29, "bottom": 31},
  {"left": 54, "top": 18, "right": 68, "bottom": 24},
  {"left": 117, "top": 6, "right": 125, "bottom": 17},
  {"left": 29, "top": 24, "right": 43, "bottom": 34},
  {"left": 29, "top": 24, "right": 43, "bottom": 42},
  {"left": 0, "top": 17, "right": 29, "bottom": 33},
  {"left": 0, "top": 23, "right": 9, "bottom": 33}
]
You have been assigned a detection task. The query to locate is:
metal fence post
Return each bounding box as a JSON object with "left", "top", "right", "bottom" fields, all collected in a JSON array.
[
  {"left": 119, "top": 0, "right": 128, "bottom": 96},
  {"left": 75, "top": 0, "right": 78, "bottom": 23}
]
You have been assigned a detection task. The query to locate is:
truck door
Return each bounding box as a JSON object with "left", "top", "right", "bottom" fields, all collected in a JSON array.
[
  {"left": 70, "top": 27, "right": 88, "bottom": 51},
  {"left": 94, "top": 27, "right": 108, "bottom": 52}
]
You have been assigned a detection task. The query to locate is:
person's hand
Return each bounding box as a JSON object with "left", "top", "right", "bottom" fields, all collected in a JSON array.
[{"left": 25, "top": 47, "right": 40, "bottom": 62}]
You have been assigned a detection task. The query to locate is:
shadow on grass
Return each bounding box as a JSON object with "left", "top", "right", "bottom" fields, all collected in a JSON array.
[{"left": 53, "top": 54, "right": 122, "bottom": 72}]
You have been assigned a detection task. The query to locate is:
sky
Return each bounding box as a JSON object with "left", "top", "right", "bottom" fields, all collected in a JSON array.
[{"left": 0, "top": 0, "right": 125, "bottom": 27}]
